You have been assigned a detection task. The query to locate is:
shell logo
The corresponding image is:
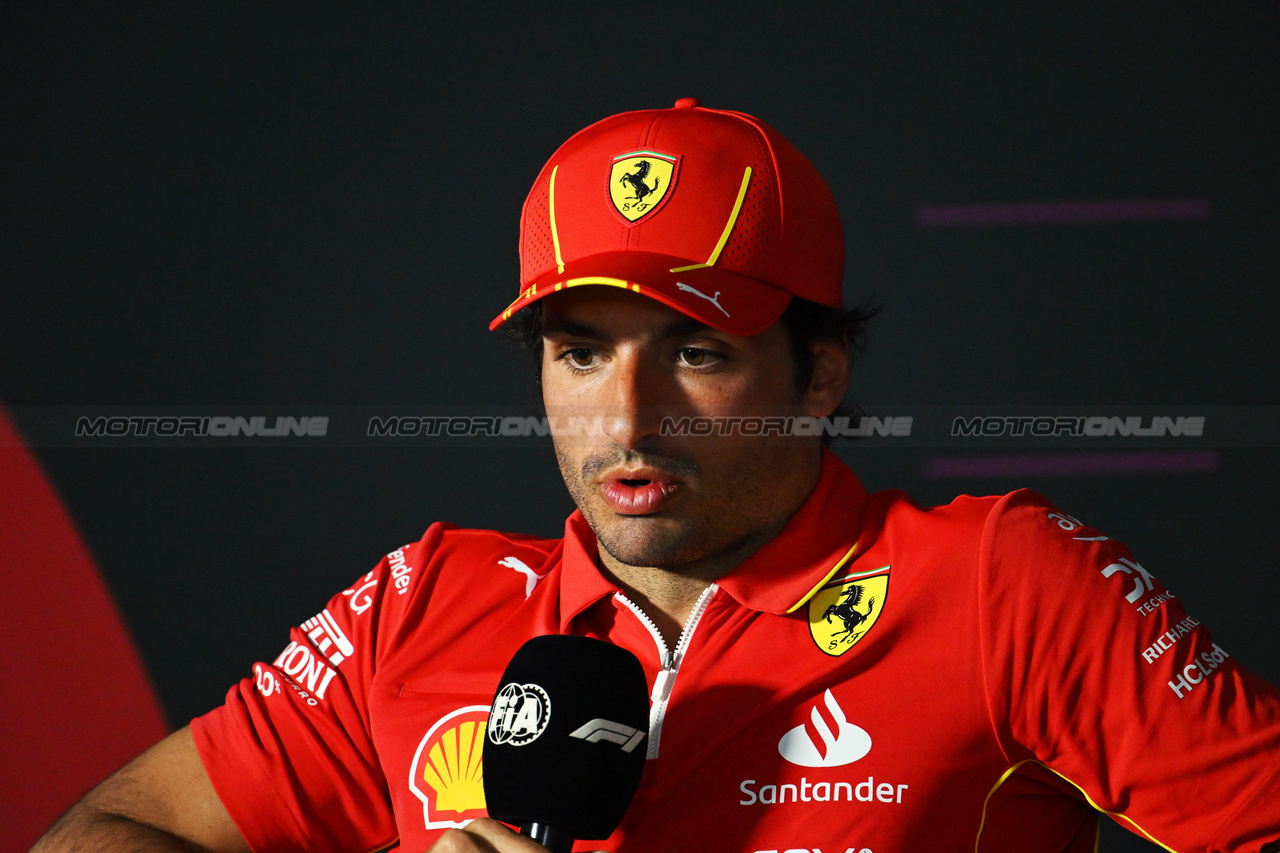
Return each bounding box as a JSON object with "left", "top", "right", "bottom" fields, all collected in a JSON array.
[{"left": 408, "top": 705, "right": 491, "bottom": 829}]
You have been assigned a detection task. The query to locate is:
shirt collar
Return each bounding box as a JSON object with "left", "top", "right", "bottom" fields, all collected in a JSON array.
[
  {"left": 559, "top": 511, "right": 621, "bottom": 630},
  {"left": 558, "top": 448, "right": 870, "bottom": 628}
]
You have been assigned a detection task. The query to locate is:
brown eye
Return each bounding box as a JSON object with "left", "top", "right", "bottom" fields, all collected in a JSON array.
[
  {"left": 567, "top": 348, "right": 596, "bottom": 368},
  {"left": 680, "top": 349, "right": 707, "bottom": 366}
]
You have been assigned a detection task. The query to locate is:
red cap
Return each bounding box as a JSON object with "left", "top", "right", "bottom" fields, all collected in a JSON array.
[{"left": 489, "top": 98, "right": 844, "bottom": 335}]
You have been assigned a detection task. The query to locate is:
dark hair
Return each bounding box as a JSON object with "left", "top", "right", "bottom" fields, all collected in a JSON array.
[
  {"left": 503, "top": 295, "right": 879, "bottom": 444},
  {"left": 777, "top": 296, "right": 878, "bottom": 420}
]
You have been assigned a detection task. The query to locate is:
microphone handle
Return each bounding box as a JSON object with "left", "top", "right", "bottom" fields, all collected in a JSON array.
[{"left": 520, "top": 822, "right": 576, "bottom": 853}]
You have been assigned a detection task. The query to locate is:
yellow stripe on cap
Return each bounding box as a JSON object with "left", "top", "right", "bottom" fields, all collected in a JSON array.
[
  {"left": 497, "top": 282, "right": 539, "bottom": 322},
  {"left": 670, "top": 166, "right": 753, "bottom": 273},
  {"left": 563, "top": 276, "right": 643, "bottom": 292},
  {"left": 497, "top": 278, "right": 642, "bottom": 324},
  {"left": 549, "top": 165, "right": 565, "bottom": 274}
]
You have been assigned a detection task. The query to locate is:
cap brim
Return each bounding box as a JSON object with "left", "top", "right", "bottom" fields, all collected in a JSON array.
[{"left": 489, "top": 250, "right": 793, "bottom": 336}]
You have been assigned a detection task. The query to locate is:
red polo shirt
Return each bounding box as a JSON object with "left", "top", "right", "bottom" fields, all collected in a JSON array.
[{"left": 193, "top": 450, "right": 1280, "bottom": 852}]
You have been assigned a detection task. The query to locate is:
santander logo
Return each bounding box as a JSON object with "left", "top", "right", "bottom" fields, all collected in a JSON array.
[{"left": 777, "top": 689, "right": 871, "bottom": 768}]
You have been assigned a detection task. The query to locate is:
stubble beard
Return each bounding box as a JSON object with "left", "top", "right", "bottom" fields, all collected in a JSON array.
[
  {"left": 553, "top": 439, "right": 797, "bottom": 574},
  {"left": 553, "top": 441, "right": 714, "bottom": 570}
]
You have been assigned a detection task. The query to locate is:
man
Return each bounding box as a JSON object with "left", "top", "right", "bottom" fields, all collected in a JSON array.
[{"left": 33, "top": 100, "right": 1280, "bottom": 852}]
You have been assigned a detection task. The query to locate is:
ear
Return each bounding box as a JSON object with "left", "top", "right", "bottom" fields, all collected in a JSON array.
[{"left": 803, "top": 338, "right": 851, "bottom": 418}]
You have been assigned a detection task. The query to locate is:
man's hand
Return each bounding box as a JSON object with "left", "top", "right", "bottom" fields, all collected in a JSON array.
[
  {"left": 430, "top": 819, "right": 606, "bottom": 853},
  {"left": 29, "top": 726, "right": 248, "bottom": 853},
  {"left": 430, "top": 820, "right": 549, "bottom": 853}
]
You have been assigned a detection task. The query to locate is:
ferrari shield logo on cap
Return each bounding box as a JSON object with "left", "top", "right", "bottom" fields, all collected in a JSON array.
[
  {"left": 808, "top": 566, "right": 890, "bottom": 657},
  {"left": 609, "top": 150, "right": 679, "bottom": 223}
]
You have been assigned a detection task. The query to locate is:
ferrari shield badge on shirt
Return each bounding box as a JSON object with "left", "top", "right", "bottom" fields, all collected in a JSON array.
[
  {"left": 808, "top": 566, "right": 890, "bottom": 656},
  {"left": 609, "top": 150, "right": 679, "bottom": 223}
]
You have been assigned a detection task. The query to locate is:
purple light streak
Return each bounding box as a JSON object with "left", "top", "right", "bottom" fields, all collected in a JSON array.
[
  {"left": 916, "top": 198, "right": 1212, "bottom": 227},
  {"left": 924, "top": 450, "right": 1220, "bottom": 479}
]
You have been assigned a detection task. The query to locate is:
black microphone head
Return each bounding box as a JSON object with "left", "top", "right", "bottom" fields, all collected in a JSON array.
[{"left": 483, "top": 634, "right": 649, "bottom": 841}]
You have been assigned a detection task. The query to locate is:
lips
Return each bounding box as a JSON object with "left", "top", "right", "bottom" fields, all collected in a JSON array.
[{"left": 597, "top": 474, "right": 681, "bottom": 515}]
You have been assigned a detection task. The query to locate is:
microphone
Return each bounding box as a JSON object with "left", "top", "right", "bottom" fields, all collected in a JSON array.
[{"left": 483, "top": 635, "right": 650, "bottom": 853}]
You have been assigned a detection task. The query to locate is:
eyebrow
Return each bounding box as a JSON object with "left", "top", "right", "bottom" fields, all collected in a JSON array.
[{"left": 541, "top": 315, "right": 717, "bottom": 344}]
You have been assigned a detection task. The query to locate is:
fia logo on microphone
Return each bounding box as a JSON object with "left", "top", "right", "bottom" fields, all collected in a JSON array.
[{"left": 488, "top": 682, "right": 552, "bottom": 746}]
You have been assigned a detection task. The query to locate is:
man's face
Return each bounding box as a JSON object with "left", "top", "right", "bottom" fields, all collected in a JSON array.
[{"left": 540, "top": 286, "right": 846, "bottom": 577}]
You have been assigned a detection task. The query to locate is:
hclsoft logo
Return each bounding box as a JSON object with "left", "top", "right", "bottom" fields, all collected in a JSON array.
[
  {"left": 408, "top": 706, "right": 490, "bottom": 830},
  {"left": 778, "top": 689, "right": 871, "bottom": 768},
  {"left": 488, "top": 682, "right": 551, "bottom": 746}
]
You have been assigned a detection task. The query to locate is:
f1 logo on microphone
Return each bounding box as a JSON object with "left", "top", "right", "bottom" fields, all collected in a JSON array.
[{"left": 569, "top": 719, "right": 646, "bottom": 753}]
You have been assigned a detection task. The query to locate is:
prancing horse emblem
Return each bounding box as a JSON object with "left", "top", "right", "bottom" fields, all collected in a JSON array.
[
  {"left": 824, "top": 584, "right": 875, "bottom": 644},
  {"left": 608, "top": 151, "right": 678, "bottom": 223},
  {"left": 808, "top": 567, "right": 889, "bottom": 657},
  {"left": 618, "top": 160, "right": 660, "bottom": 208}
]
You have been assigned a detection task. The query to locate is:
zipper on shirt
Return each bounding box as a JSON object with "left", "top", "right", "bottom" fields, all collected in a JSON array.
[{"left": 613, "top": 583, "right": 718, "bottom": 760}]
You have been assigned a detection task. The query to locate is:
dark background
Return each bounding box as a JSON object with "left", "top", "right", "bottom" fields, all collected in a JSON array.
[{"left": 3, "top": 5, "right": 1277, "bottom": 850}]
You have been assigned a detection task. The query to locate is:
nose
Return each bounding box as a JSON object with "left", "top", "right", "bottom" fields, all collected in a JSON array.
[{"left": 600, "top": 351, "right": 663, "bottom": 451}]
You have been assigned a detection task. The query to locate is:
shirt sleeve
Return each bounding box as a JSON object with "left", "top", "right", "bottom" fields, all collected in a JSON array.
[
  {"left": 191, "top": 523, "right": 450, "bottom": 853},
  {"left": 978, "top": 490, "right": 1280, "bottom": 853}
]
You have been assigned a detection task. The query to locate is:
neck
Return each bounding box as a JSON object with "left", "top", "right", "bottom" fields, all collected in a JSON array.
[
  {"left": 587, "top": 443, "right": 827, "bottom": 648},
  {"left": 596, "top": 465, "right": 817, "bottom": 649},
  {"left": 603, "top": 565, "right": 713, "bottom": 651}
]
